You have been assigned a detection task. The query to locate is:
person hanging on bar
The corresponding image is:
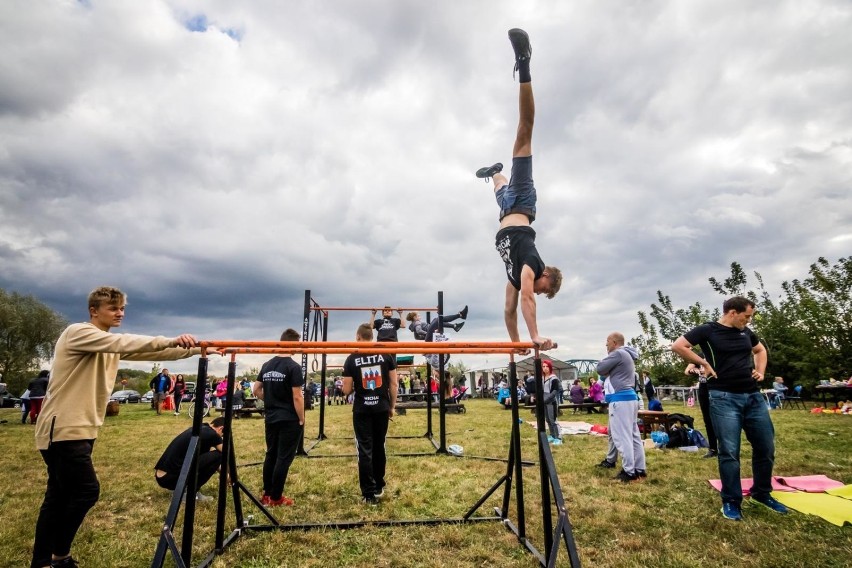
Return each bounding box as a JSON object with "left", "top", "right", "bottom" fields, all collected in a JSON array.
[{"left": 476, "top": 29, "right": 562, "bottom": 352}]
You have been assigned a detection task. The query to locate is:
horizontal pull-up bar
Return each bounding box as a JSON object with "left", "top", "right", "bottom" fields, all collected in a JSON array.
[
  {"left": 309, "top": 306, "right": 438, "bottom": 312},
  {"left": 223, "top": 347, "right": 531, "bottom": 355},
  {"left": 202, "top": 340, "right": 537, "bottom": 350}
]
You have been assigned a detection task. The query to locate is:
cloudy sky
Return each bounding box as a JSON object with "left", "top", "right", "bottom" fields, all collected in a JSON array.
[{"left": 2, "top": 0, "right": 850, "bottom": 376}]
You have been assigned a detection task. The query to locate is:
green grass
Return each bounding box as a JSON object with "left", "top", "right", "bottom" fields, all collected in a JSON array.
[{"left": 1, "top": 399, "right": 850, "bottom": 567}]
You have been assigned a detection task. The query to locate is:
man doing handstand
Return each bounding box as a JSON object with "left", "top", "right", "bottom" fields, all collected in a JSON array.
[{"left": 477, "top": 28, "right": 562, "bottom": 350}]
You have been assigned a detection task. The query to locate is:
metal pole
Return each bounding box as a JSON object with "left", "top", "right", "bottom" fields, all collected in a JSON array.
[
  {"left": 437, "top": 291, "right": 447, "bottom": 453},
  {"left": 509, "top": 359, "right": 526, "bottom": 540},
  {"left": 534, "top": 356, "right": 554, "bottom": 557},
  {"left": 297, "top": 290, "right": 310, "bottom": 455},
  {"left": 318, "top": 310, "right": 329, "bottom": 440},
  {"left": 180, "top": 355, "right": 208, "bottom": 565}
]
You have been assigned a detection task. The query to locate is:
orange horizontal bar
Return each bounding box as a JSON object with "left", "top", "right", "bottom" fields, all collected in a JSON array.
[
  {"left": 202, "top": 340, "right": 536, "bottom": 350},
  {"left": 309, "top": 306, "right": 437, "bottom": 312},
  {"left": 222, "top": 347, "right": 528, "bottom": 355}
]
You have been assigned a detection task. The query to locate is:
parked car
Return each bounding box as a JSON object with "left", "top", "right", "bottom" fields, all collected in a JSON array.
[
  {"left": 181, "top": 381, "right": 197, "bottom": 402},
  {"left": 1, "top": 391, "right": 22, "bottom": 408},
  {"left": 141, "top": 390, "right": 154, "bottom": 403},
  {"left": 110, "top": 389, "right": 141, "bottom": 404}
]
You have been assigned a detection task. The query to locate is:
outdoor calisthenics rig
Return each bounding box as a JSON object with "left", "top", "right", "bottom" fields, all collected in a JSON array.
[
  {"left": 299, "top": 290, "right": 457, "bottom": 455},
  {"left": 152, "top": 339, "right": 581, "bottom": 568}
]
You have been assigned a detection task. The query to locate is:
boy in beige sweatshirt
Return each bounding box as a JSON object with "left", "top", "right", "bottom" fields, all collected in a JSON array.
[{"left": 32, "top": 286, "right": 206, "bottom": 568}]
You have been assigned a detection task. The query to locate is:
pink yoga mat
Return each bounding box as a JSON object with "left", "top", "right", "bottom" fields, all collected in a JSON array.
[
  {"left": 775, "top": 475, "right": 845, "bottom": 492},
  {"left": 707, "top": 477, "right": 797, "bottom": 496}
]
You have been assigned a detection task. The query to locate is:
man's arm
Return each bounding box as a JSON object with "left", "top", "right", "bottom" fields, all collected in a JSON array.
[
  {"left": 504, "top": 282, "right": 521, "bottom": 343},
  {"left": 252, "top": 380, "right": 264, "bottom": 400},
  {"left": 292, "top": 386, "right": 305, "bottom": 425},
  {"left": 671, "top": 337, "right": 716, "bottom": 378},
  {"left": 752, "top": 342, "right": 767, "bottom": 382},
  {"left": 518, "top": 265, "right": 552, "bottom": 349},
  {"left": 342, "top": 376, "right": 354, "bottom": 397},
  {"left": 388, "top": 369, "right": 398, "bottom": 418}
]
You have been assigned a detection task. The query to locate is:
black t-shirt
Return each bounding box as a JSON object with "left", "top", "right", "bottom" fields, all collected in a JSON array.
[
  {"left": 373, "top": 317, "right": 401, "bottom": 341},
  {"left": 343, "top": 352, "right": 397, "bottom": 414},
  {"left": 683, "top": 322, "right": 760, "bottom": 393},
  {"left": 495, "top": 226, "right": 544, "bottom": 290},
  {"left": 155, "top": 424, "right": 222, "bottom": 473},
  {"left": 257, "top": 356, "right": 304, "bottom": 423}
]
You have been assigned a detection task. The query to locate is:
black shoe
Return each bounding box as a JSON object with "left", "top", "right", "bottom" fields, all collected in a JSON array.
[
  {"left": 452, "top": 321, "right": 465, "bottom": 332},
  {"left": 613, "top": 469, "right": 640, "bottom": 483},
  {"left": 508, "top": 28, "right": 532, "bottom": 67},
  {"left": 475, "top": 163, "right": 503, "bottom": 182},
  {"left": 362, "top": 495, "right": 379, "bottom": 506},
  {"left": 703, "top": 449, "right": 718, "bottom": 459},
  {"left": 635, "top": 469, "right": 647, "bottom": 478},
  {"left": 459, "top": 305, "right": 469, "bottom": 320},
  {"left": 52, "top": 557, "right": 79, "bottom": 568},
  {"left": 596, "top": 459, "right": 616, "bottom": 469}
]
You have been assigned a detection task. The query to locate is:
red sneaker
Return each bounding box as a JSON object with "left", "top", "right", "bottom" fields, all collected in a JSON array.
[
  {"left": 267, "top": 496, "right": 294, "bottom": 507},
  {"left": 261, "top": 494, "right": 271, "bottom": 506}
]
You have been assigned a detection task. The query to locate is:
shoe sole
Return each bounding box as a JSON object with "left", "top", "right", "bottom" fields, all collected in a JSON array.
[
  {"left": 508, "top": 28, "right": 531, "bottom": 60},
  {"left": 475, "top": 163, "right": 503, "bottom": 179}
]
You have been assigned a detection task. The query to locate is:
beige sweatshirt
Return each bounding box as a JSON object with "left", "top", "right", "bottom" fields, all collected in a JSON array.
[{"left": 35, "top": 322, "right": 199, "bottom": 450}]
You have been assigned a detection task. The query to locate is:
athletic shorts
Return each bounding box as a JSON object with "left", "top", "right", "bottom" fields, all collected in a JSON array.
[{"left": 495, "top": 156, "right": 536, "bottom": 222}]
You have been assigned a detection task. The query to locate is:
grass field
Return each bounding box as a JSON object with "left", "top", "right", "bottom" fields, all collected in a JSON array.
[{"left": 1, "top": 398, "right": 850, "bottom": 568}]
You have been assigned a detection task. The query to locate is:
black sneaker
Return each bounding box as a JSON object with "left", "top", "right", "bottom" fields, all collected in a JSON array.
[
  {"left": 596, "top": 459, "right": 616, "bottom": 469},
  {"left": 475, "top": 163, "right": 503, "bottom": 182},
  {"left": 451, "top": 321, "right": 465, "bottom": 332},
  {"left": 702, "top": 449, "right": 718, "bottom": 459},
  {"left": 613, "top": 469, "right": 639, "bottom": 483},
  {"left": 459, "top": 305, "right": 469, "bottom": 320},
  {"left": 635, "top": 469, "right": 647, "bottom": 478},
  {"left": 508, "top": 28, "right": 532, "bottom": 77},
  {"left": 362, "top": 495, "right": 379, "bottom": 506},
  {"left": 52, "top": 557, "right": 79, "bottom": 568}
]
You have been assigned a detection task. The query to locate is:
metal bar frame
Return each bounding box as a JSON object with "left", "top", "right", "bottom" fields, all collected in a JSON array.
[{"left": 152, "top": 332, "right": 580, "bottom": 568}]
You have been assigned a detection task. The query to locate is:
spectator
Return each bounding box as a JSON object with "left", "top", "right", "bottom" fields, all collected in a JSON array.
[
  {"left": 154, "top": 416, "right": 225, "bottom": 501},
  {"left": 253, "top": 329, "right": 305, "bottom": 507},
  {"left": 569, "top": 380, "right": 585, "bottom": 405},
  {"left": 643, "top": 372, "right": 657, "bottom": 403},
  {"left": 27, "top": 370, "right": 50, "bottom": 424},
  {"left": 150, "top": 369, "right": 173, "bottom": 415},
  {"left": 21, "top": 388, "right": 31, "bottom": 424},
  {"left": 541, "top": 360, "right": 562, "bottom": 445},
  {"left": 172, "top": 374, "right": 186, "bottom": 416},
  {"left": 32, "top": 286, "right": 205, "bottom": 568},
  {"left": 597, "top": 333, "right": 645, "bottom": 483},
  {"left": 342, "top": 323, "right": 398, "bottom": 505}
]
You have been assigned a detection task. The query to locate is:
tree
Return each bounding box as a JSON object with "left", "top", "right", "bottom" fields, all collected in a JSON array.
[
  {"left": 0, "top": 289, "right": 68, "bottom": 394},
  {"left": 633, "top": 258, "right": 852, "bottom": 392}
]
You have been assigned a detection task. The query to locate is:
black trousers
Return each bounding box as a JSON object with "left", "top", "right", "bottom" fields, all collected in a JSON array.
[
  {"left": 353, "top": 411, "right": 390, "bottom": 497},
  {"left": 697, "top": 381, "right": 718, "bottom": 452},
  {"left": 155, "top": 450, "right": 222, "bottom": 491},
  {"left": 263, "top": 420, "right": 301, "bottom": 499},
  {"left": 32, "top": 440, "right": 100, "bottom": 568}
]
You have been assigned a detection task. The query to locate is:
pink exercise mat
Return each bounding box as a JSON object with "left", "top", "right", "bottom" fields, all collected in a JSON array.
[
  {"left": 774, "top": 474, "right": 845, "bottom": 492},
  {"left": 707, "top": 477, "right": 797, "bottom": 496}
]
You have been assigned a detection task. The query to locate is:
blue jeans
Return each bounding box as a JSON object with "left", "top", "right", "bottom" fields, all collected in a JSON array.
[
  {"left": 495, "top": 156, "right": 537, "bottom": 222},
  {"left": 709, "top": 390, "right": 776, "bottom": 505}
]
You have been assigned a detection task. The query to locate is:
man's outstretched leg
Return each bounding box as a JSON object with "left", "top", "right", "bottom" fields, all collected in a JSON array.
[{"left": 477, "top": 28, "right": 537, "bottom": 224}]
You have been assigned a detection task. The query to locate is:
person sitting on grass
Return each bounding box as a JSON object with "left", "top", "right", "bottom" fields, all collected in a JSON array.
[{"left": 154, "top": 416, "right": 226, "bottom": 502}]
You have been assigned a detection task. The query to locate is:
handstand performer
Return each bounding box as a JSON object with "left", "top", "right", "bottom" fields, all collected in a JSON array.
[{"left": 476, "top": 28, "right": 562, "bottom": 351}]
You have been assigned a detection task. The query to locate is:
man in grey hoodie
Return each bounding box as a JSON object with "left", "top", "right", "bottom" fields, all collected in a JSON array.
[{"left": 596, "top": 332, "right": 646, "bottom": 482}]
